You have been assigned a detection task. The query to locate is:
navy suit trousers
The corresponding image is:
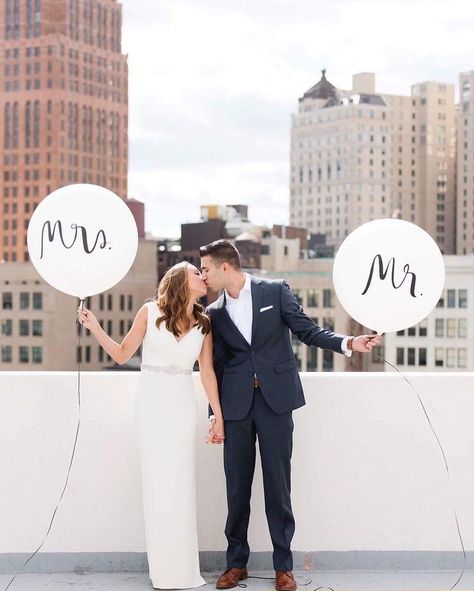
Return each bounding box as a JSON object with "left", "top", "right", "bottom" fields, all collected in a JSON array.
[{"left": 223, "top": 386, "right": 295, "bottom": 571}]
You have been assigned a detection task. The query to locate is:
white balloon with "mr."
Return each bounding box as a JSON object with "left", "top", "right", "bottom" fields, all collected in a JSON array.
[{"left": 333, "top": 219, "right": 445, "bottom": 334}]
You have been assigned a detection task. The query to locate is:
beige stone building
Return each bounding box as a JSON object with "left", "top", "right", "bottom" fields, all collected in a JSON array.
[
  {"left": 0, "top": 239, "right": 157, "bottom": 370},
  {"left": 290, "top": 71, "right": 456, "bottom": 253},
  {"left": 384, "top": 255, "right": 474, "bottom": 371},
  {"left": 457, "top": 71, "right": 474, "bottom": 254}
]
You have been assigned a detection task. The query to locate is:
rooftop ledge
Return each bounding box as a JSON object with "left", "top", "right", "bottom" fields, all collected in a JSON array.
[{"left": 1, "top": 372, "right": 474, "bottom": 585}]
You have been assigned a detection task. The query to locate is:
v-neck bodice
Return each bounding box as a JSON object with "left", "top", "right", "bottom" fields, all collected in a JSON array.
[{"left": 141, "top": 302, "right": 205, "bottom": 370}]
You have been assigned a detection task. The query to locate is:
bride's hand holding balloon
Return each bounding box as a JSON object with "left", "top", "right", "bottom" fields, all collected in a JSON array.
[{"left": 77, "top": 305, "right": 100, "bottom": 333}]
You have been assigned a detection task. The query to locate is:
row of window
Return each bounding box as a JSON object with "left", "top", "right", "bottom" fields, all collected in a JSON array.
[
  {"left": 292, "top": 290, "right": 334, "bottom": 308},
  {"left": 68, "top": 0, "right": 122, "bottom": 52},
  {"left": 76, "top": 344, "right": 139, "bottom": 364},
  {"left": 5, "top": 47, "right": 125, "bottom": 69},
  {"left": 437, "top": 289, "right": 468, "bottom": 308},
  {"left": 1, "top": 345, "right": 42, "bottom": 363},
  {"left": 4, "top": 0, "right": 41, "bottom": 40},
  {"left": 97, "top": 294, "right": 134, "bottom": 311},
  {"left": 1, "top": 319, "right": 42, "bottom": 336},
  {"left": 2, "top": 292, "right": 42, "bottom": 309},
  {"left": 293, "top": 349, "right": 334, "bottom": 372},
  {"left": 435, "top": 318, "right": 467, "bottom": 338},
  {"left": 396, "top": 346, "right": 468, "bottom": 368}
]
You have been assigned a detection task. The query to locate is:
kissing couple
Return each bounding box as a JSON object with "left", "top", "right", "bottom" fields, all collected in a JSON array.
[{"left": 78, "top": 239, "right": 381, "bottom": 590}]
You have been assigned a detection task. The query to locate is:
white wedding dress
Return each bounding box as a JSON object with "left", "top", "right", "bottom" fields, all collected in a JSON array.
[{"left": 134, "top": 301, "right": 207, "bottom": 589}]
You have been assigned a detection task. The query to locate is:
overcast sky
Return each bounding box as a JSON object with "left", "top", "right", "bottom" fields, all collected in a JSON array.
[{"left": 120, "top": 0, "right": 474, "bottom": 239}]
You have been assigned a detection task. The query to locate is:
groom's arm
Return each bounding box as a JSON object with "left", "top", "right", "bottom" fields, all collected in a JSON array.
[{"left": 279, "top": 280, "right": 351, "bottom": 356}]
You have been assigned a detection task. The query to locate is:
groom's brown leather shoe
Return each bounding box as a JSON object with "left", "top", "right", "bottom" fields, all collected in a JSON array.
[
  {"left": 275, "top": 570, "right": 297, "bottom": 591},
  {"left": 216, "top": 567, "right": 248, "bottom": 589}
]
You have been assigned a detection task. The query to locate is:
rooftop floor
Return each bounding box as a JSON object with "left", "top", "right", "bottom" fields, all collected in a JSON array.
[{"left": 1, "top": 570, "right": 474, "bottom": 591}]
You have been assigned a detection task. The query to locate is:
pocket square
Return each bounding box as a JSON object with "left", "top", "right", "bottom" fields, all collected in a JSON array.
[{"left": 260, "top": 305, "right": 273, "bottom": 312}]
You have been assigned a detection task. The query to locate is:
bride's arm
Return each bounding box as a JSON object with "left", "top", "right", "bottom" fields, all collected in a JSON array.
[
  {"left": 198, "top": 331, "right": 224, "bottom": 433},
  {"left": 77, "top": 304, "right": 148, "bottom": 365}
]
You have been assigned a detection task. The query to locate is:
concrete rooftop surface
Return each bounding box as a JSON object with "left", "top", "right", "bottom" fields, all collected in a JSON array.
[{"left": 2, "top": 570, "right": 474, "bottom": 591}]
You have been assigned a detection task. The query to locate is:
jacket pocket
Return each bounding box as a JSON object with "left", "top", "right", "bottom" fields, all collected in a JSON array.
[{"left": 273, "top": 358, "right": 298, "bottom": 374}]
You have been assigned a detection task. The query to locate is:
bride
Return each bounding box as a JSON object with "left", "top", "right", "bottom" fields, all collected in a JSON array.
[{"left": 78, "top": 261, "right": 224, "bottom": 589}]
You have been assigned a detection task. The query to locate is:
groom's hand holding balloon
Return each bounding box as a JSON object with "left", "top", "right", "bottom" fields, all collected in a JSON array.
[{"left": 351, "top": 334, "right": 383, "bottom": 352}]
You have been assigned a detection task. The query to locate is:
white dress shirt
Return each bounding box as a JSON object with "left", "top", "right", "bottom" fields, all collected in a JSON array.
[{"left": 224, "top": 272, "right": 253, "bottom": 344}]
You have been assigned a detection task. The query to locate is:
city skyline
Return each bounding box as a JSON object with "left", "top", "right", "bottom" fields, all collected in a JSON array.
[{"left": 121, "top": 0, "right": 474, "bottom": 238}]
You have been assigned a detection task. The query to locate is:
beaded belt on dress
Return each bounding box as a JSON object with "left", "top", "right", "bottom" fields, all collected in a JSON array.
[{"left": 140, "top": 363, "right": 192, "bottom": 375}]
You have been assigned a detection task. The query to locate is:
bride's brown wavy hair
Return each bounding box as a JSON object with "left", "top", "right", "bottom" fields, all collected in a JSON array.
[{"left": 153, "top": 262, "right": 211, "bottom": 337}]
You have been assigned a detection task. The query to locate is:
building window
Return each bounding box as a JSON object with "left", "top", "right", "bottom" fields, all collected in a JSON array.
[
  {"left": 407, "top": 347, "right": 416, "bottom": 366},
  {"left": 458, "top": 348, "right": 467, "bottom": 369},
  {"left": 120, "top": 294, "right": 125, "bottom": 311},
  {"left": 322, "top": 349, "right": 334, "bottom": 372},
  {"left": 32, "top": 346, "right": 42, "bottom": 363},
  {"left": 107, "top": 293, "right": 112, "bottom": 310},
  {"left": 19, "top": 346, "right": 30, "bottom": 363},
  {"left": 459, "top": 289, "right": 468, "bottom": 308},
  {"left": 32, "top": 292, "right": 42, "bottom": 309},
  {"left": 307, "top": 347, "right": 317, "bottom": 371},
  {"left": 435, "top": 319, "right": 444, "bottom": 337},
  {"left": 418, "top": 348, "right": 427, "bottom": 366},
  {"left": 1, "top": 346, "right": 12, "bottom": 362},
  {"left": 418, "top": 321, "right": 427, "bottom": 337},
  {"left": 1, "top": 319, "right": 13, "bottom": 336},
  {"left": 458, "top": 319, "right": 467, "bottom": 338},
  {"left": 396, "top": 347, "right": 404, "bottom": 365},
  {"left": 20, "top": 292, "right": 30, "bottom": 309},
  {"left": 32, "top": 319, "right": 42, "bottom": 336},
  {"left": 2, "top": 292, "right": 13, "bottom": 309},
  {"left": 307, "top": 289, "right": 318, "bottom": 307},
  {"left": 435, "top": 348, "right": 444, "bottom": 367},
  {"left": 128, "top": 295, "right": 133, "bottom": 311},
  {"left": 323, "top": 289, "right": 333, "bottom": 308},
  {"left": 447, "top": 289, "right": 456, "bottom": 308},
  {"left": 19, "top": 319, "right": 30, "bottom": 336},
  {"left": 447, "top": 318, "right": 456, "bottom": 338},
  {"left": 446, "top": 348, "right": 455, "bottom": 368},
  {"left": 407, "top": 326, "right": 416, "bottom": 336}
]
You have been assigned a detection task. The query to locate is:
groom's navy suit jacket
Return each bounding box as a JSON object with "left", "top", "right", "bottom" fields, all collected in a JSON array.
[{"left": 206, "top": 275, "right": 346, "bottom": 421}]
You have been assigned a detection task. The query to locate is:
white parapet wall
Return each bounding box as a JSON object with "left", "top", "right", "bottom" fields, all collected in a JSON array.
[{"left": 1, "top": 371, "right": 474, "bottom": 570}]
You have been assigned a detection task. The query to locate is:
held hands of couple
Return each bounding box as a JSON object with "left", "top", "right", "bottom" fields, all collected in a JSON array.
[{"left": 207, "top": 417, "right": 225, "bottom": 445}]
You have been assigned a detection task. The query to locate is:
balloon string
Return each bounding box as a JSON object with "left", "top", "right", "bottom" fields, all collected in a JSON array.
[
  {"left": 375, "top": 350, "right": 466, "bottom": 591},
  {"left": 2, "top": 300, "right": 84, "bottom": 591}
]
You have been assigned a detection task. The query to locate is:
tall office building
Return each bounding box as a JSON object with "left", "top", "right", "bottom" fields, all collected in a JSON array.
[
  {"left": 290, "top": 71, "right": 456, "bottom": 253},
  {"left": 457, "top": 71, "right": 474, "bottom": 254},
  {"left": 0, "top": 0, "right": 128, "bottom": 263}
]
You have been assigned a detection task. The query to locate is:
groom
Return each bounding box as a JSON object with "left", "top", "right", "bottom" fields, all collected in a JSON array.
[{"left": 200, "top": 240, "right": 381, "bottom": 591}]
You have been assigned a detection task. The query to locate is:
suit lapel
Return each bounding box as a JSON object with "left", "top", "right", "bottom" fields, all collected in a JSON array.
[
  {"left": 215, "top": 291, "right": 250, "bottom": 348},
  {"left": 250, "top": 276, "right": 264, "bottom": 344}
]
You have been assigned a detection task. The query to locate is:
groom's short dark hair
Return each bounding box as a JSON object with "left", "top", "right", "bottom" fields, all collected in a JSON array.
[{"left": 199, "top": 240, "right": 241, "bottom": 270}]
